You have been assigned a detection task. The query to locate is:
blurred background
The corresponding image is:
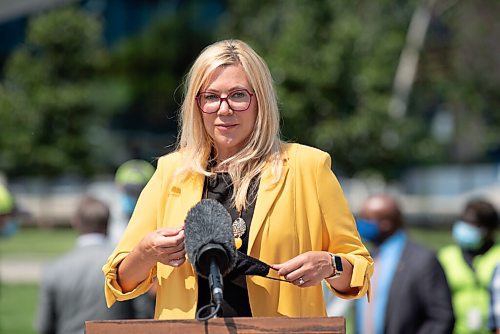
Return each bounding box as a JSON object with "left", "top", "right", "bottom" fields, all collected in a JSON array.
[{"left": 0, "top": 0, "right": 499, "bottom": 332}]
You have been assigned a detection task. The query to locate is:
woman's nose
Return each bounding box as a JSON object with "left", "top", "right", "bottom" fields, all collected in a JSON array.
[{"left": 217, "top": 99, "right": 233, "bottom": 115}]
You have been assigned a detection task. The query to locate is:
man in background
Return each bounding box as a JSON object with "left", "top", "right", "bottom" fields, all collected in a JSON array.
[
  {"left": 439, "top": 198, "right": 500, "bottom": 334},
  {"left": 354, "top": 194, "right": 454, "bottom": 334},
  {"left": 36, "top": 196, "right": 136, "bottom": 334}
]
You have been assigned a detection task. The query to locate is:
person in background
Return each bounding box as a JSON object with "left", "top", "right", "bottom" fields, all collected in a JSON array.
[
  {"left": 112, "top": 159, "right": 157, "bottom": 319},
  {"left": 36, "top": 196, "right": 136, "bottom": 334},
  {"left": 489, "top": 263, "right": 500, "bottom": 333},
  {"left": 0, "top": 183, "right": 19, "bottom": 238},
  {"left": 354, "top": 194, "right": 454, "bottom": 334},
  {"left": 103, "top": 39, "right": 373, "bottom": 319},
  {"left": 109, "top": 159, "right": 155, "bottom": 245},
  {"left": 439, "top": 198, "right": 500, "bottom": 334}
]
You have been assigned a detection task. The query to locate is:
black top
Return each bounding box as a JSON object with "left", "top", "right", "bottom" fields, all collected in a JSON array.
[{"left": 197, "top": 172, "right": 259, "bottom": 317}]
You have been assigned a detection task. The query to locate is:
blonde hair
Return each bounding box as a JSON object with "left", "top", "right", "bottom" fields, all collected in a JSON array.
[{"left": 177, "top": 39, "right": 283, "bottom": 212}]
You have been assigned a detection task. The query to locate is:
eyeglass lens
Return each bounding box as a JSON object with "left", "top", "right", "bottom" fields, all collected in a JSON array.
[{"left": 198, "top": 90, "right": 252, "bottom": 113}]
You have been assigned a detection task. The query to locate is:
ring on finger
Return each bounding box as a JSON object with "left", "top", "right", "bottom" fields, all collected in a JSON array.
[
  {"left": 298, "top": 277, "right": 305, "bottom": 285},
  {"left": 169, "top": 258, "right": 184, "bottom": 266}
]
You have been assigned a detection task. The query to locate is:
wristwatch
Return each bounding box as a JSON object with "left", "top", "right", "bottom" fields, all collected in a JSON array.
[{"left": 326, "top": 253, "right": 343, "bottom": 279}]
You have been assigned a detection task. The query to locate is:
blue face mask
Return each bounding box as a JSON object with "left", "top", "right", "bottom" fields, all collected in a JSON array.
[
  {"left": 356, "top": 218, "right": 381, "bottom": 243},
  {"left": 452, "top": 220, "right": 486, "bottom": 251},
  {"left": 0, "top": 218, "right": 19, "bottom": 238},
  {"left": 121, "top": 194, "right": 138, "bottom": 218}
]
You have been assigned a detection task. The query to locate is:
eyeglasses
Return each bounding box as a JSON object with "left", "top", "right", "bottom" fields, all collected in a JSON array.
[{"left": 195, "top": 89, "right": 254, "bottom": 114}]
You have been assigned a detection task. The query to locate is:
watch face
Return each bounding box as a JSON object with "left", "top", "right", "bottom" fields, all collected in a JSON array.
[{"left": 334, "top": 255, "right": 343, "bottom": 272}]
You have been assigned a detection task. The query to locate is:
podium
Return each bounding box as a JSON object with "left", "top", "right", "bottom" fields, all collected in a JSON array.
[{"left": 85, "top": 316, "right": 345, "bottom": 333}]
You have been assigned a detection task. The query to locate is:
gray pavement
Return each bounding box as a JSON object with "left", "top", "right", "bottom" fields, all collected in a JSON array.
[{"left": 0, "top": 258, "right": 50, "bottom": 283}]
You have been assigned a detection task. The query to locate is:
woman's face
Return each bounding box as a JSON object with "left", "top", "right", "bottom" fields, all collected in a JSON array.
[{"left": 200, "top": 64, "right": 257, "bottom": 161}]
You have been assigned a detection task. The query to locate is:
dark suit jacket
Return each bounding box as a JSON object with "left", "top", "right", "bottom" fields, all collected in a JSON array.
[{"left": 383, "top": 239, "right": 455, "bottom": 334}]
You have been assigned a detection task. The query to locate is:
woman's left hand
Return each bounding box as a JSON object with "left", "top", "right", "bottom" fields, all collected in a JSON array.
[{"left": 271, "top": 251, "right": 333, "bottom": 288}]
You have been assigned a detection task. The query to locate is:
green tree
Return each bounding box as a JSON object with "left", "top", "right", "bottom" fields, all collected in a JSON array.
[
  {"left": 0, "top": 7, "right": 125, "bottom": 177},
  {"left": 95, "top": 3, "right": 214, "bottom": 161},
  {"left": 107, "top": 4, "right": 212, "bottom": 135},
  {"left": 217, "top": 0, "right": 447, "bottom": 179},
  {"left": 414, "top": 0, "right": 500, "bottom": 163}
]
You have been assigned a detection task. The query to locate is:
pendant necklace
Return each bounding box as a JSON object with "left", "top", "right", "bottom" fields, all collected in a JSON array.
[
  {"left": 204, "top": 175, "right": 246, "bottom": 250},
  {"left": 232, "top": 216, "right": 246, "bottom": 250}
]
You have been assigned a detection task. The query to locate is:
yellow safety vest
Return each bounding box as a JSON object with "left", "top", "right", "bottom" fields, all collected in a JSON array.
[{"left": 438, "top": 244, "right": 500, "bottom": 334}]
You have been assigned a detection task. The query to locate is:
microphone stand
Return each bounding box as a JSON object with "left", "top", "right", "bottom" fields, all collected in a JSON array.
[
  {"left": 195, "top": 244, "right": 227, "bottom": 321},
  {"left": 208, "top": 258, "right": 223, "bottom": 318}
]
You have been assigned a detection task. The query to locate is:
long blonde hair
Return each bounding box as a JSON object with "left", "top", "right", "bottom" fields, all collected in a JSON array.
[{"left": 177, "top": 39, "right": 283, "bottom": 212}]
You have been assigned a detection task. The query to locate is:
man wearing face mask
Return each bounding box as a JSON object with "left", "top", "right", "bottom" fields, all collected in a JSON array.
[
  {"left": 0, "top": 183, "right": 19, "bottom": 238},
  {"left": 354, "top": 194, "right": 454, "bottom": 334},
  {"left": 438, "top": 198, "right": 500, "bottom": 334}
]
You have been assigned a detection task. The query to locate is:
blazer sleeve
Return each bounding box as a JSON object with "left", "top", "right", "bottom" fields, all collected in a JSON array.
[
  {"left": 315, "top": 151, "right": 374, "bottom": 300},
  {"left": 102, "top": 157, "right": 167, "bottom": 307}
]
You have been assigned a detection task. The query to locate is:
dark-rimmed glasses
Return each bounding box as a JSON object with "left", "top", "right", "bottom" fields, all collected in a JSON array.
[{"left": 195, "top": 89, "right": 254, "bottom": 114}]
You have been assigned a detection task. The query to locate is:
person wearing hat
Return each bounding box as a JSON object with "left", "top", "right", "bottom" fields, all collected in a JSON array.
[
  {"left": 0, "top": 183, "right": 19, "bottom": 238},
  {"left": 110, "top": 159, "right": 157, "bottom": 319},
  {"left": 110, "top": 159, "right": 155, "bottom": 245}
]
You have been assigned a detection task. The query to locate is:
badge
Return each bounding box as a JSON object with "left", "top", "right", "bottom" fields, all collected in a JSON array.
[{"left": 466, "top": 307, "right": 482, "bottom": 330}]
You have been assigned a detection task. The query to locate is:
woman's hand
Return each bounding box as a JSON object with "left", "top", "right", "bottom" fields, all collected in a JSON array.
[
  {"left": 271, "top": 251, "right": 333, "bottom": 288},
  {"left": 138, "top": 227, "right": 186, "bottom": 267},
  {"left": 117, "top": 226, "right": 186, "bottom": 293}
]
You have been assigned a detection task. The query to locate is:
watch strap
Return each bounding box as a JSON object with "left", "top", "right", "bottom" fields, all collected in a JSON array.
[{"left": 325, "top": 253, "right": 343, "bottom": 280}]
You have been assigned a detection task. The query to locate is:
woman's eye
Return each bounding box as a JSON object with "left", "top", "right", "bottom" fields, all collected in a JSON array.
[
  {"left": 204, "top": 94, "right": 219, "bottom": 101},
  {"left": 231, "top": 91, "right": 246, "bottom": 99}
]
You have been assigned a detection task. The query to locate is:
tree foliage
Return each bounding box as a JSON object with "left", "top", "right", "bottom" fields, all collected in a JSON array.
[
  {"left": 107, "top": 5, "right": 211, "bottom": 135},
  {"left": 0, "top": 4, "right": 214, "bottom": 178},
  {"left": 0, "top": 7, "right": 122, "bottom": 177},
  {"left": 217, "top": 0, "right": 496, "bottom": 179},
  {"left": 414, "top": 0, "right": 500, "bottom": 163},
  {"left": 2, "top": 1, "right": 499, "bottom": 180}
]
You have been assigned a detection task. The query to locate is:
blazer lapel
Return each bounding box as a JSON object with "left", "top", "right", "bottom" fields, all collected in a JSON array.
[
  {"left": 171, "top": 172, "right": 205, "bottom": 224},
  {"left": 169, "top": 153, "right": 290, "bottom": 256},
  {"left": 248, "top": 158, "right": 289, "bottom": 254}
]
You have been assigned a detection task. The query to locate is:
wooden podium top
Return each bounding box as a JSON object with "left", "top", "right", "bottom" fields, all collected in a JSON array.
[{"left": 85, "top": 316, "right": 345, "bottom": 334}]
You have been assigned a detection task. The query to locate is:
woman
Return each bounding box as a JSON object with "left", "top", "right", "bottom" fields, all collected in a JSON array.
[{"left": 103, "top": 39, "right": 373, "bottom": 319}]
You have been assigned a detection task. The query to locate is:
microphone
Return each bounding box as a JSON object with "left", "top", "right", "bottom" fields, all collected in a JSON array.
[{"left": 184, "top": 199, "right": 237, "bottom": 307}]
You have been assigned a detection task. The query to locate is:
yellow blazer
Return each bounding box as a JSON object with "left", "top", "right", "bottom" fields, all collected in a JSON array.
[{"left": 103, "top": 143, "right": 373, "bottom": 319}]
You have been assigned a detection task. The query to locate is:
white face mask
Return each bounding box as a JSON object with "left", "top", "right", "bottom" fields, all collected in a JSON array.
[{"left": 452, "top": 220, "right": 486, "bottom": 251}]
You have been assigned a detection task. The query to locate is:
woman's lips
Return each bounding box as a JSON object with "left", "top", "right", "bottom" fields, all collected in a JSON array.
[{"left": 215, "top": 124, "right": 237, "bottom": 130}]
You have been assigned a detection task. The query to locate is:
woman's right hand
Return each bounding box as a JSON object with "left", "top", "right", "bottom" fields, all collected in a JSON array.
[
  {"left": 138, "top": 226, "right": 186, "bottom": 267},
  {"left": 117, "top": 226, "right": 186, "bottom": 293}
]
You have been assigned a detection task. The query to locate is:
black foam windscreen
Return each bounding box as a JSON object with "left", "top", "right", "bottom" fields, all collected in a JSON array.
[{"left": 184, "top": 199, "right": 237, "bottom": 277}]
